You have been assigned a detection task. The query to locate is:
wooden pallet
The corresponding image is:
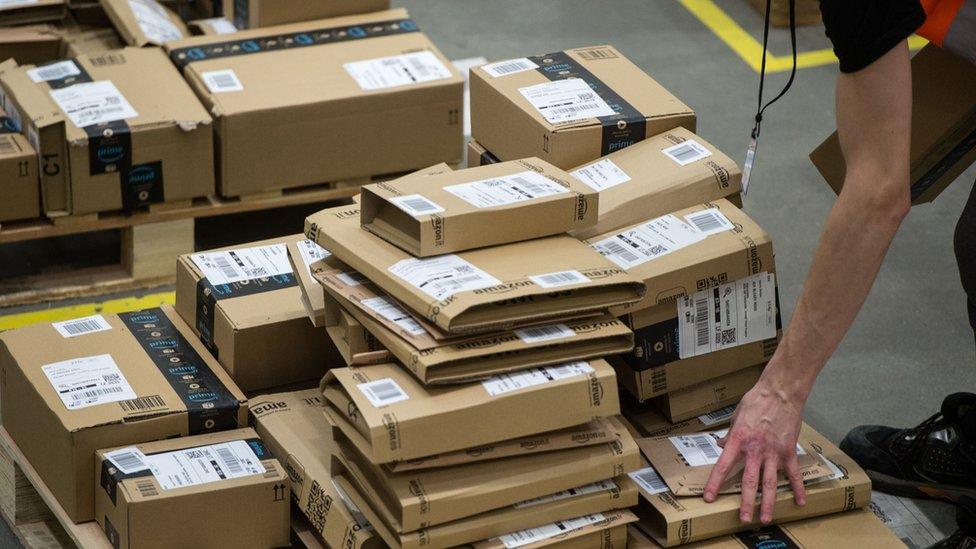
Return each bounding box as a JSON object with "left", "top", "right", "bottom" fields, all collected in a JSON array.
[
  {"left": 0, "top": 179, "right": 366, "bottom": 308},
  {"left": 747, "top": 0, "right": 821, "bottom": 27}
]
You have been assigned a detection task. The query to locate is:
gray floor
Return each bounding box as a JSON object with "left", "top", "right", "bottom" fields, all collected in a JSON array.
[{"left": 0, "top": 0, "right": 967, "bottom": 545}]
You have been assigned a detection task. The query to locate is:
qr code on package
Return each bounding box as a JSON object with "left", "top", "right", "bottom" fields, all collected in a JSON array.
[
  {"left": 721, "top": 328, "right": 737, "bottom": 345},
  {"left": 305, "top": 480, "right": 334, "bottom": 533}
]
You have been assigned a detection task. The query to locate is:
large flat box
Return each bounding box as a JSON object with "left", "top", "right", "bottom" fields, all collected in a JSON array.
[
  {"left": 361, "top": 158, "right": 598, "bottom": 256},
  {"left": 0, "top": 24, "right": 63, "bottom": 65},
  {"left": 475, "top": 511, "right": 635, "bottom": 549},
  {"left": 0, "top": 106, "right": 40, "bottom": 222},
  {"left": 249, "top": 389, "right": 382, "bottom": 549},
  {"left": 0, "top": 305, "right": 248, "bottom": 522},
  {"left": 568, "top": 127, "right": 741, "bottom": 240},
  {"left": 223, "top": 0, "right": 389, "bottom": 29},
  {"left": 165, "top": 9, "right": 464, "bottom": 197},
  {"left": 175, "top": 234, "right": 343, "bottom": 392},
  {"left": 0, "top": 0, "right": 66, "bottom": 25},
  {"left": 811, "top": 44, "right": 976, "bottom": 205},
  {"left": 323, "top": 294, "right": 390, "bottom": 365},
  {"left": 471, "top": 45, "right": 695, "bottom": 170},
  {"left": 306, "top": 203, "right": 645, "bottom": 335},
  {"left": 634, "top": 426, "right": 871, "bottom": 546},
  {"left": 0, "top": 48, "right": 214, "bottom": 216},
  {"left": 322, "top": 360, "right": 620, "bottom": 464},
  {"left": 653, "top": 364, "right": 761, "bottom": 423},
  {"left": 100, "top": 0, "right": 190, "bottom": 46},
  {"left": 94, "top": 427, "right": 289, "bottom": 549},
  {"left": 621, "top": 393, "right": 734, "bottom": 439}
]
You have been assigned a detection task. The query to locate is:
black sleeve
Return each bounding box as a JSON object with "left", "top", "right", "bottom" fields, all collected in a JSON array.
[{"left": 820, "top": 0, "right": 926, "bottom": 73}]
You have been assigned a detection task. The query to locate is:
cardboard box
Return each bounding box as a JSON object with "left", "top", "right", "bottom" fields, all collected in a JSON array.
[
  {"left": 0, "top": 48, "right": 214, "bottom": 216},
  {"left": 621, "top": 393, "right": 735, "bottom": 438},
  {"left": 164, "top": 9, "right": 464, "bottom": 198},
  {"left": 174, "top": 234, "right": 343, "bottom": 392},
  {"left": 628, "top": 509, "right": 903, "bottom": 549},
  {"left": 473, "top": 510, "right": 636, "bottom": 549},
  {"left": 633, "top": 425, "right": 871, "bottom": 546},
  {"left": 94, "top": 427, "right": 289, "bottom": 549},
  {"left": 306, "top": 203, "right": 645, "bottom": 335},
  {"left": 322, "top": 360, "right": 620, "bottom": 464},
  {"left": 324, "top": 294, "right": 391, "bottom": 366},
  {"left": 361, "top": 157, "right": 598, "bottom": 256},
  {"left": 0, "top": 106, "right": 40, "bottom": 222},
  {"left": 330, "top": 416, "right": 639, "bottom": 535},
  {"left": 0, "top": 0, "right": 66, "bottom": 25},
  {"left": 568, "top": 127, "right": 742, "bottom": 240},
  {"left": 223, "top": 0, "right": 389, "bottom": 29},
  {"left": 638, "top": 424, "right": 832, "bottom": 497},
  {"left": 249, "top": 389, "right": 382, "bottom": 549},
  {"left": 285, "top": 238, "right": 329, "bottom": 326},
  {"left": 100, "top": 0, "right": 189, "bottom": 46},
  {"left": 59, "top": 25, "right": 124, "bottom": 56},
  {"left": 811, "top": 44, "right": 976, "bottom": 205},
  {"left": 471, "top": 45, "right": 695, "bottom": 170},
  {"left": 467, "top": 138, "right": 500, "bottom": 168},
  {"left": 0, "top": 24, "right": 63, "bottom": 65},
  {"left": 68, "top": 1, "right": 110, "bottom": 25},
  {"left": 653, "top": 364, "right": 760, "bottom": 423},
  {"left": 187, "top": 16, "right": 238, "bottom": 35},
  {"left": 0, "top": 305, "right": 248, "bottom": 522}
]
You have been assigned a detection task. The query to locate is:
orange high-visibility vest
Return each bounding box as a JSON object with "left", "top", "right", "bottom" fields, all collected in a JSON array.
[{"left": 919, "top": 0, "right": 976, "bottom": 61}]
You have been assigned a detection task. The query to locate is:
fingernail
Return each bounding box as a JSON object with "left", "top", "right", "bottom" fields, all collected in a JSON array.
[
  {"left": 761, "top": 515, "right": 771, "bottom": 524},
  {"left": 740, "top": 513, "right": 751, "bottom": 522},
  {"left": 703, "top": 492, "right": 714, "bottom": 502},
  {"left": 797, "top": 497, "right": 806, "bottom": 506}
]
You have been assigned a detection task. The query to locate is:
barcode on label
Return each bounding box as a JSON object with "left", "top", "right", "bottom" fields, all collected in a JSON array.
[
  {"left": 72, "top": 386, "right": 123, "bottom": 401},
  {"left": 390, "top": 194, "right": 445, "bottom": 217},
  {"left": 693, "top": 297, "right": 710, "bottom": 347},
  {"left": 357, "top": 378, "right": 409, "bottom": 407},
  {"left": 508, "top": 175, "right": 550, "bottom": 197},
  {"left": 106, "top": 449, "right": 147, "bottom": 474},
  {"left": 662, "top": 139, "right": 712, "bottom": 165},
  {"left": 483, "top": 57, "right": 538, "bottom": 77},
  {"left": 28, "top": 61, "right": 80, "bottom": 83},
  {"left": 690, "top": 434, "right": 721, "bottom": 462},
  {"left": 684, "top": 208, "right": 734, "bottom": 235},
  {"left": 0, "top": 136, "right": 17, "bottom": 154},
  {"left": 629, "top": 467, "right": 669, "bottom": 495},
  {"left": 216, "top": 446, "right": 243, "bottom": 475},
  {"left": 136, "top": 479, "right": 158, "bottom": 498},
  {"left": 361, "top": 296, "right": 427, "bottom": 336},
  {"left": 212, "top": 255, "right": 238, "bottom": 278},
  {"left": 595, "top": 238, "right": 641, "bottom": 267},
  {"left": 119, "top": 395, "right": 166, "bottom": 413},
  {"left": 514, "top": 323, "right": 576, "bottom": 344},
  {"left": 202, "top": 69, "right": 243, "bottom": 93},
  {"left": 53, "top": 314, "right": 112, "bottom": 338},
  {"left": 529, "top": 270, "right": 589, "bottom": 289},
  {"left": 699, "top": 404, "right": 736, "bottom": 426},
  {"left": 575, "top": 48, "right": 617, "bottom": 60}
]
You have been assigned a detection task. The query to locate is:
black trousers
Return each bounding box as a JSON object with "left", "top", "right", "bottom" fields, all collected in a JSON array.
[{"left": 958, "top": 180, "right": 976, "bottom": 339}]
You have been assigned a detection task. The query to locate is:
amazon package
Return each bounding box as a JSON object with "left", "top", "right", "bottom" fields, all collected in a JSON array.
[
  {"left": 0, "top": 24, "right": 63, "bottom": 65},
  {"left": 653, "top": 363, "right": 761, "bottom": 423},
  {"left": 360, "top": 157, "right": 598, "bottom": 256},
  {"left": 0, "top": 106, "right": 40, "bottom": 222},
  {"left": 100, "top": 0, "right": 189, "bottom": 46},
  {"left": 305, "top": 203, "right": 645, "bottom": 335},
  {"left": 174, "top": 235, "right": 342, "bottom": 392},
  {"left": 0, "top": 47, "right": 213, "bottom": 216},
  {"left": 249, "top": 389, "right": 381, "bottom": 549},
  {"left": 622, "top": 393, "right": 735, "bottom": 439},
  {"left": 321, "top": 360, "right": 620, "bottom": 464},
  {"left": 164, "top": 9, "right": 463, "bottom": 197},
  {"left": 471, "top": 45, "right": 694, "bottom": 170},
  {"left": 0, "top": 305, "right": 248, "bottom": 522},
  {"left": 474, "top": 511, "right": 635, "bottom": 549},
  {"left": 221, "top": 0, "right": 388, "bottom": 29},
  {"left": 323, "top": 294, "right": 390, "bottom": 366},
  {"left": 94, "top": 428, "right": 289, "bottom": 549}
]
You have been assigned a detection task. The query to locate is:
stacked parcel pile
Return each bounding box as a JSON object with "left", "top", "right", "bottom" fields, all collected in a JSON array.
[{"left": 299, "top": 158, "right": 652, "bottom": 548}]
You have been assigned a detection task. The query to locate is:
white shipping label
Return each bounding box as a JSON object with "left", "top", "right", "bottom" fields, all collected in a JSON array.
[
  {"left": 677, "top": 272, "right": 777, "bottom": 359},
  {"left": 344, "top": 50, "right": 453, "bottom": 91},
  {"left": 42, "top": 354, "right": 137, "bottom": 410},
  {"left": 52, "top": 314, "right": 112, "bottom": 338},
  {"left": 498, "top": 513, "right": 606, "bottom": 549},
  {"left": 513, "top": 480, "right": 617, "bottom": 509},
  {"left": 529, "top": 269, "right": 589, "bottom": 289},
  {"left": 698, "top": 404, "right": 736, "bottom": 426},
  {"left": 684, "top": 208, "right": 735, "bottom": 236},
  {"left": 361, "top": 296, "right": 427, "bottom": 336},
  {"left": 389, "top": 194, "right": 445, "bottom": 217},
  {"left": 201, "top": 69, "right": 243, "bottom": 93},
  {"left": 27, "top": 60, "right": 80, "bottom": 83},
  {"left": 571, "top": 159, "right": 631, "bottom": 191},
  {"left": 591, "top": 214, "right": 706, "bottom": 270},
  {"left": 357, "top": 378, "right": 410, "bottom": 407},
  {"left": 191, "top": 243, "right": 292, "bottom": 286},
  {"left": 128, "top": 0, "right": 184, "bottom": 44},
  {"left": 388, "top": 255, "right": 500, "bottom": 301},
  {"left": 519, "top": 78, "right": 616, "bottom": 124},
  {"left": 482, "top": 57, "right": 538, "bottom": 78},
  {"left": 629, "top": 466, "right": 669, "bottom": 495},
  {"left": 481, "top": 361, "right": 594, "bottom": 397},
  {"left": 337, "top": 271, "right": 368, "bottom": 287},
  {"left": 297, "top": 239, "right": 331, "bottom": 279},
  {"left": 662, "top": 139, "right": 712, "bottom": 166},
  {"left": 671, "top": 429, "right": 805, "bottom": 468},
  {"left": 145, "top": 440, "right": 265, "bottom": 490},
  {"left": 202, "top": 17, "right": 237, "bottom": 34},
  {"left": 443, "top": 170, "right": 567, "bottom": 208},
  {"left": 49, "top": 81, "right": 138, "bottom": 128},
  {"left": 105, "top": 447, "right": 150, "bottom": 474},
  {"left": 513, "top": 323, "right": 576, "bottom": 344}
]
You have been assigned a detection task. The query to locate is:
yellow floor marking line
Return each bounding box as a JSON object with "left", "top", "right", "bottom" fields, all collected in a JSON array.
[
  {"left": 680, "top": 0, "right": 928, "bottom": 73},
  {"left": 0, "top": 291, "right": 175, "bottom": 331}
]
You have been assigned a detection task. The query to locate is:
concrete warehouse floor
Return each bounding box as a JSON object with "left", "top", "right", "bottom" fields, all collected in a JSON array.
[{"left": 0, "top": 0, "right": 968, "bottom": 545}]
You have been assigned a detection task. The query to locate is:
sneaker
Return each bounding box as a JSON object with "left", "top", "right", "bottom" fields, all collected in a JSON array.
[
  {"left": 840, "top": 392, "right": 976, "bottom": 502},
  {"left": 927, "top": 496, "right": 976, "bottom": 549}
]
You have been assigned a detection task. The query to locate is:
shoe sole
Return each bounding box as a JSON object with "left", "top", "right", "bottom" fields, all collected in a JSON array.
[{"left": 868, "top": 470, "right": 976, "bottom": 503}]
